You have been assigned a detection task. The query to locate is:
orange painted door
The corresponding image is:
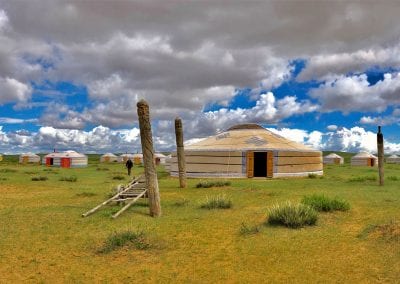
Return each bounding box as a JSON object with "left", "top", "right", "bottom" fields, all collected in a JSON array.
[
  {"left": 46, "top": 158, "right": 51, "bottom": 166},
  {"left": 334, "top": 158, "right": 340, "bottom": 164},
  {"left": 266, "top": 151, "right": 273, "bottom": 178},
  {"left": 247, "top": 151, "right": 254, "bottom": 178},
  {"left": 134, "top": 157, "right": 141, "bottom": 165},
  {"left": 22, "top": 156, "right": 28, "bottom": 163},
  {"left": 61, "top": 158, "right": 71, "bottom": 168}
]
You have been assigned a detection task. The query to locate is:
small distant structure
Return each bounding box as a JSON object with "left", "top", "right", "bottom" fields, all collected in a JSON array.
[
  {"left": 351, "top": 152, "right": 378, "bottom": 167},
  {"left": 323, "top": 153, "right": 344, "bottom": 165},
  {"left": 0, "top": 154, "right": 3, "bottom": 162},
  {"left": 132, "top": 153, "right": 143, "bottom": 165},
  {"left": 386, "top": 154, "right": 400, "bottom": 164},
  {"left": 19, "top": 153, "right": 40, "bottom": 164},
  {"left": 118, "top": 153, "right": 135, "bottom": 163},
  {"left": 154, "top": 153, "right": 167, "bottom": 165},
  {"left": 43, "top": 150, "right": 88, "bottom": 168},
  {"left": 100, "top": 153, "right": 118, "bottom": 163}
]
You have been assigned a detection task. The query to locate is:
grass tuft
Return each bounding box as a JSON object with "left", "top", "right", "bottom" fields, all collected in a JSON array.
[
  {"left": 239, "top": 222, "right": 261, "bottom": 236},
  {"left": 267, "top": 202, "right": 318, "bottom": 228},
  {"left": 200, "top": 194, "right": 232, "bottom": 209},
  {"left": 0, "top": 168, "right": 17, "bottom": 173},
  {"left": 98, "top": 229, "right": 150, "bottom": 253},
  {"left": 308, "top": 173, "right": 317, "bottom": 179},
  {"left": 31, "top": 176, "right": 48, "bottom": 181},
  {"left": 301, "top": 194, "right": 350, "bottom": 212},
  {"left": 59, "top": 176, "right": 77, "bottom": 182},
  {"left": 112, "top": 175, "right": 126, "bottom": 180},
  {"left": 196, "top": 180, "right": 231, "bottom": 188},
  {"left": 358, "top": 220, "right": 400, "bottom": 241},
  {"left": 76, "top": 192, "right": 96, "bottom": 197},
  {"left": 348, "top": 175, "right": 377, "bottom": 182},
  {"left": 387, "top": 176, "right": 399, "bottom": 181},
  {"left": 96, "top": 167, "right": 110, "bottom": 171},
  {"left": 173, "top": 198, "right": 189, "bottom": 207}
]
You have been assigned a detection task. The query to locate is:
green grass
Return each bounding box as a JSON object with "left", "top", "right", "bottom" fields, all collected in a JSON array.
[
  {"left": 348, "top": 175, "right": 377, "bottom": 182},
  {"left": 199, "top": 194, "right": 232, "bottom": 209},
  {"left": 98, "top": 229, "right": 150, "bottom": 253},
  {"left": 267, "top": 202, "right": 318, "bottom": 228},
  {"left": 301, "top": 194, "right": 350, "bottom": 212},
  {"left": 31, "top": 176, "right": 48, "bottom": 181},
  {"left": 0, "top": 158, "right": 399, "bottom": 282},
  {"left": 195, "top": 180, "right": 231, "bottom": 188},
  {"left": 59, "top": 176, "right": 78, "bottom": 182},
  {"left": 112, "top": 175, "right": 126, "bottom": 180},
  {"left": 239, "top": 222, "right": 261, "bottom": 236}
]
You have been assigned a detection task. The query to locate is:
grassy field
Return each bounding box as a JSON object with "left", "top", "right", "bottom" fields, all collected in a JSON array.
[{"left": 0, "top": 155, "right": 399, "bottom": 283}]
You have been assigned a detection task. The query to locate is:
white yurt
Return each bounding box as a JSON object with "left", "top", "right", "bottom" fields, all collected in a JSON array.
[
  {"left": 351, "top": 152, "right": 378, "bottom": 167},
  {"left": 323, "top": 153, "right": 344, "bottom": 165},
  {"left": 0, "top": 154, "right": 3, "bottom": 162},
  {"left": 164, "top": 154, "right": 172, "bottom": 171},
  {"left": 170, "top": 124, "right": 323, "bottom": 178},
  {"left": 386, "top": 154, "right": 400, "bottom": 164},
  {"left": 154, "top": 153, "right": 167, "bottom": 165},
  {"left": 100, "top": 153, "right": 118, "bottom": 163},
  {"left": 43, "top": 151, "right": 87, "bottom": 168},
  {"left": 118, "top": 153, "right": 135, "bottom": 163},
  {"left": 19, "top": 153, "right": 40, "bottom": 164},
  {"left": 132, "top": 153, "right": 143, "bottom": 165}
]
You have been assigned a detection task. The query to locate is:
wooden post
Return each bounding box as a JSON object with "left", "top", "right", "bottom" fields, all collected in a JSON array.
[
  {"left": 377, "top": 126, "right": 384, "bottom": 186},
  {"left": 137, "top": 99, "right": 162, "bottom": 217},
  {"left": 174, "top": 117, "right": 187, "bottom": 188}
]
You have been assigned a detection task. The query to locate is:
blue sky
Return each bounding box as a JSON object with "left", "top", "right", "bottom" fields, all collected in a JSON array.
[{"left": 1, "top": 1, "right": 400, "bottom": 154}]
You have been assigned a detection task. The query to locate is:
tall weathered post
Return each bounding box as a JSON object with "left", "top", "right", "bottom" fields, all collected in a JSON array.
[
  {"left": 377, "top": 126, "right": 384, "bottom": 186},
  {"left": 174, "top": 117, "right": 186, "bottom": 188},
  {"left": 137, "top": 99, "right": 162, "bottom": 217}
]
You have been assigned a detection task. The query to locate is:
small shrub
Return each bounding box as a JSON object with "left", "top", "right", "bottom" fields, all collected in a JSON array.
[
  {"left": 112, "top": 175, "right": 126, "bottom": 180},
  {"left": 76, "top": 192, "right": 96, "bottom": 197},
  {"left": 98, "top": 229, "right": 150, "bottom": 253},
  {"left": 173, "top": 198, "right": 189, "bottom": 207},
  {"left": 59, "top": 176, "right": 77, "bottom": 182},
  {"left": 267, "top": 202, "right": 318, "bottom": 228},
  {"left": 96, "top": 167, "right": 110, "bottom": 171},
  {"left": 301, "top": 194, "right": 350, "bottom": 212},
  {"left": 31, "top": 176, "right": 48, "bottom": 181},
  {"left": 196, "top": 180, "right": 231, "bottom": 188},
  {"left": 239, "top": 222, "right": 261, "bottom": 236},
  {"left": 308, "top": 173, "right": 317, "bottom": 179},
  {"left": 0, "top": 177, "right": 8, "bottom": 181},
  {"left": 387, "top": 176, "right": 399, "bottom": 181},
  {"left": 0, "top": 168, "right": 17, "bottom": 173},
  {"left": 348, "top": 175, "right": 377, "bottom": 182},
  {"left": 200, "top": 194, "right": 232, "bottom": 209}
]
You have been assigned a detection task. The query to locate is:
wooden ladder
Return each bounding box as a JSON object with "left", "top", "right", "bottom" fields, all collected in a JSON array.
[{"left": 81, "top": 175, "right": 148, "bottom": 218}]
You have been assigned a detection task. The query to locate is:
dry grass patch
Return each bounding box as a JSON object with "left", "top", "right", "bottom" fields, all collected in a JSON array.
[{"left": 358, "top": 220, "right": 400, "bottom": 242}]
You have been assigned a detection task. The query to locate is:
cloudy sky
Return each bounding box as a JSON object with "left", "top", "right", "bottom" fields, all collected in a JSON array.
[{"left": 1, "top": 0, "right": 400, "bottom": 154}]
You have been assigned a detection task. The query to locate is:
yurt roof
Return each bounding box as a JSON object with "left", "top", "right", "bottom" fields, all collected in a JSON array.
[
  {"left": 185, "top": 124, "right": 319, "bottom": 152},
  {"left": 44, "top": 152, "right": 64, "bottom": 158},
  {"left": 62, "top": 150, "right": 86, "bottom": 158},
  {"left": 102, "top": 153, "right": 117, "bottom": 157},
  {"left": 20, "top": 152, "right": 39, "bottom": 157},
  {"left": 388, "top": 154, "right": 399, "bottom": 158},
  {"left": 155, "top": 153, "right": 166, "bottom": 158},
  {"left": 132, "top": 153, "right": 143, "bottom": 158},
  {"left": 120, "top": 153, "right": 135, "bottom": 157},
  {"left": 352, "top": 152, "right": 377, "bottom": 158},
  {"left": 324, "top": 153, "right": 343, "bottom": 158}
]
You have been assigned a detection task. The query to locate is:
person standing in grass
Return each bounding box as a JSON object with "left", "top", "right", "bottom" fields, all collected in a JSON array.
[{"left": 125, "top": 158, "right": 133, "bottom": 176}]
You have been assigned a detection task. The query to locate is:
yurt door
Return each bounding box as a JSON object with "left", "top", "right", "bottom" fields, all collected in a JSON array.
[
  {"left": 46, "top": 158, "right": 53, "bottom": 166},
  {"left": 266, "top": 152, "right": 273, "bottom": 178},
  {"left": 369, "top": 158, "right": 375, "bottom": 167},
  {"left": 22, "top": 156, "right": 28, "bottom": 163},
  {"left": 246, "top": 151, "right": 254, "bottom": 178},
  {"left": 61, "top": 158, "right": 71, "bottom": 168},
  {"left": 104, "top": 157, "right": 110, "bottom": 163},
  {"left": 134, "top": 157, "right": 141, "bottom": 165},
  {"left": 334, "top": 158, "right": 340, "bottom": 164}
]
